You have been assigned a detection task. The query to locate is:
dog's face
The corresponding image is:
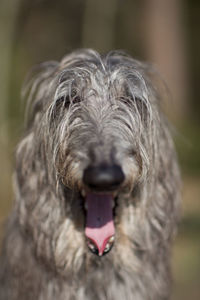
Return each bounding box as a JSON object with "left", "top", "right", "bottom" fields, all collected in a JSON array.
[
  {"left": 41, "top": 52, "right": 154, "bottom": 258},
  {"left": 13, "top": 50, "right": 180, "bottom": 297},
  {"left": 16, "top": 50, "right": 168, "bottom": 277}
]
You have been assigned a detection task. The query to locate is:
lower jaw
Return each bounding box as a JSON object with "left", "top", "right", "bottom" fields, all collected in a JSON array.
[{"left": 82, "top": 192, "right": 118, "bottom": 256}]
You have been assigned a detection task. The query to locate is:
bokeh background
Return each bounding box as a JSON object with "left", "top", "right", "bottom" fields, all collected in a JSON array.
[{"left": 0, "top": 0, "right": 199, "bottom": 299}]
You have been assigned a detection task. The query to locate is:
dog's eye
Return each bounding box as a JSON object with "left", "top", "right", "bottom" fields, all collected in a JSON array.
[
  {"left": 121, "top": 96, "right": 141, "bottom": 104},
  {"left": 71, "top": 89, "right": 81, "bottom": 105},
  {"left": 120, "top": 97, "right": 132, "bottom": 105},
  {"left": 72, "top": 95, "right": 81, "bottom": 104},
  {"left": 121, "top": 96, "right": 147, "bottom": 113},
  {"left": 55, "top": 94, "right": 81, "bottom": 109},
  {"left": 55, "top": 96, "right": 71, "bottom": 109}
]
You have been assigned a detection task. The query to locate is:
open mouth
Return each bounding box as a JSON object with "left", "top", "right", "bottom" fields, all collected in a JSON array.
[
  {"left": 80, "top": 163, "right": 124, "bottom": 256},
  {"left": 81, "top": 191, "right": 117, "bottom": 257}
]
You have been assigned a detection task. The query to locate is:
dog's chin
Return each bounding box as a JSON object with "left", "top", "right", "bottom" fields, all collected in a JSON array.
[{"left": 79, "top": 189, "right": 118, "bottom": 257}]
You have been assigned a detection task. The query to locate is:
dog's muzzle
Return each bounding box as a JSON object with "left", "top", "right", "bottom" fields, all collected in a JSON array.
[
  {"left": 83, "top": 164, "right": 125, "bottom": 192},
  {"left": 82, "top": 164, "right": 124, "bottom": 256}
]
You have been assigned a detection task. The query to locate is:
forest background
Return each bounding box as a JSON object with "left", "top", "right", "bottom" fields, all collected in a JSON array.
[{"left": 0, "top": 1, "right": 200, "bottom": 299}]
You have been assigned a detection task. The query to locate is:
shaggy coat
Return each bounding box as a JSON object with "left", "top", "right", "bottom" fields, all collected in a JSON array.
[{"left": 0, "top": 49, "right": 181, "bottom": 300}]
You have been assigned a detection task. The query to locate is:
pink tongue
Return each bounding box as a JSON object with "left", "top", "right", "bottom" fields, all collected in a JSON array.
[{"left": 85, "top": 193, "right": 115, "bottom": 256}]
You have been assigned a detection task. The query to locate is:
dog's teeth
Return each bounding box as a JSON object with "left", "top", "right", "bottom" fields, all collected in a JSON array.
[
  {"left": 104, "top": 244, "right": 110, "bottom": 252},
  {"left": 103, "top": 236, "right": 115, "bottom": 254},
  {"left": 87, "top": 240, "right": 98, "bottom": 254},
  {"left": 88, "top": 242, "right": 95, "bottom": 251},
  {"left": 109, "top": 236, "right": 115, "bottom": 243}
]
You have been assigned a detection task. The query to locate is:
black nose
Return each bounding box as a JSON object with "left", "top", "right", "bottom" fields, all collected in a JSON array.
[{"left": 83, "top": 164, "right": 125, "bottom": 191}]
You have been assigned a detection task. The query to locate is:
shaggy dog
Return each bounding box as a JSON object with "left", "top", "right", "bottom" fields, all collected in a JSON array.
[{"left": 0, "top": 49, "right": 181, "bottom": 300}]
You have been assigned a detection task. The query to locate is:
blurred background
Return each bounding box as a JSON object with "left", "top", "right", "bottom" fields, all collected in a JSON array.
[{"left": 0, "top": 0, "right": 199, "bottom": 298}]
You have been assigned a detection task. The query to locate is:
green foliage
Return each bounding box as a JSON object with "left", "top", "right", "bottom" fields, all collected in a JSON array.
[{"left": 175, "top": 121, "right": 200, "bottom": 175}]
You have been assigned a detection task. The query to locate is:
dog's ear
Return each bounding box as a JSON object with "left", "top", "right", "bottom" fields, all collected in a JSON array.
[{"left": 22, "top": 61, "right": 59, "bottom": 130}]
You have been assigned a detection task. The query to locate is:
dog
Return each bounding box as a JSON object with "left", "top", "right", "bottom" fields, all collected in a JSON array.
[{"left": 0, "top": 49, "right": 181, "bottom": 300}]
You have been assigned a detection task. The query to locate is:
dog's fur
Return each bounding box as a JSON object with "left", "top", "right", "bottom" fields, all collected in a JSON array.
[{"left": 0, "top": 49, "right": 181, "bottom": 300}]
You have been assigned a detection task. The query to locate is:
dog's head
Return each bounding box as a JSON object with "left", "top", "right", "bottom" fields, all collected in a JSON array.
[
  {"left": 16, "top": 49, "right": 178, "bottom": 275},
  {"left": 42, "top": 50, "right": 157, "bottom": 255}
]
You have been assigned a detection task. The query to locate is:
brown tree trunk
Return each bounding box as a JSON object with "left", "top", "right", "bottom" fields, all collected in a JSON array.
[
  {"left": 82, "top": 0, "right": 118, "bottom": 52},
  {"left": 0, "top": 0, "right": 21, "bottom": 220},
  {"left": 143, "top": 0, "right": 188, "bottom": 122}
]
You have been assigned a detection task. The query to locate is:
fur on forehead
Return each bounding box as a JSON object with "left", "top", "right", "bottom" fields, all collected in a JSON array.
[
  {"left": 54, "top": 49, "right": 151, "bottom": 102},
  {"left": 24, "top": 49, "right": 157, "bottom": 132}
]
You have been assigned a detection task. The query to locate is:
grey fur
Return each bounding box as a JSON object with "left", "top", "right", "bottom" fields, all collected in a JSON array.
[{"left": 0, "top": 49, "right": 181, "bottom": 300}]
